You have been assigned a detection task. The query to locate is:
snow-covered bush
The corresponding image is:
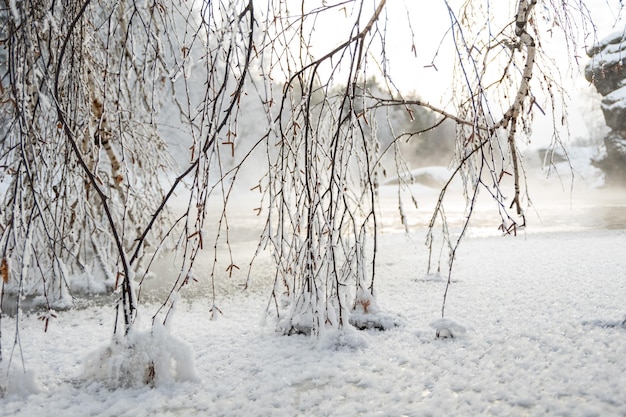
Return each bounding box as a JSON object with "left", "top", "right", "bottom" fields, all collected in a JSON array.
[
  {"left": 350, "top": 287, "right": 403, "bottom": 331},
  {"left": 83, "top": 322, "right": 198, "bottom": 388},
  {"left": 0, "top": 369, "right": 45, "bottom": 398}
]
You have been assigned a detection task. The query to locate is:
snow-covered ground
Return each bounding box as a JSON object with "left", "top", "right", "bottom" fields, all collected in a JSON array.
[
  {"left": 1, "top": 153, "right": 625, "bottom": 416},
  {"left": 1, "top": 228, "right": 625, "bottom": 416}
]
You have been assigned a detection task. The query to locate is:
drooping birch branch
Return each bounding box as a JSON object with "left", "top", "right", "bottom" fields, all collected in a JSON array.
[{"left": 495, "top": 0, "right": 537, "bottom": 216}]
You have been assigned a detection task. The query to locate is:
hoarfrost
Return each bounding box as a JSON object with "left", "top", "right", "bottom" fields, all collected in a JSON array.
[{"left": 83, "top": 322, "right": 198, "bottom": 388}]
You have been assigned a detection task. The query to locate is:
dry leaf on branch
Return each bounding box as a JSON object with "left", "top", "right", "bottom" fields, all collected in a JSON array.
[{"left": 1, "top": 258, "right": 8, "bottom": 283}]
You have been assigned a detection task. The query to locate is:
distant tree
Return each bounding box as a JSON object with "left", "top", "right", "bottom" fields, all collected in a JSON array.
[
  {"left": 0, "top": 0, "right": 612, "bottom": 383},
  {"left": 333, "top": 78, "right": 456, "bottom": 169}
]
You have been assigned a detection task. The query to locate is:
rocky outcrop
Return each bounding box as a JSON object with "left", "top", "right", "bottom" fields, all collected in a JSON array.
[{"left": 585, "top": 30, "right": 626, "bottom": 185}]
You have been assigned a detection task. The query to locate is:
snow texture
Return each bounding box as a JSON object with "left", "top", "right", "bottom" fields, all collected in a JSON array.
[
  {"left": 82, "top": 321, "right": 199, "bottom": 389},
  {"left": 601, "top": 85, "right": 626, "bottom": 131},
  {"left": 1, "top": 223, "right": 625, "bottom": 416},
  {"left": 430, "top": 318, "right": 467, "bottom": 339}
]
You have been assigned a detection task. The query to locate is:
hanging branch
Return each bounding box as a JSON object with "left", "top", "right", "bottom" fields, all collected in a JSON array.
[
  {"left": 52, "top": 0, "right": 136, "bottom": 332},
  {"left": 149, "top": 0, "right": 256, "bottom": 324},
  {"left": 261, "top": 0, "right": 390, "bottom": 335},
  {"left": 494, "top": 0, "right": 537, "bottom": 217}
]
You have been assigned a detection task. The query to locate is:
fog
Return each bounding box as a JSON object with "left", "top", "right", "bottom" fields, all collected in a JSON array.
[{"left": 132, "top": 139, "right": 626, "bottom": 306}]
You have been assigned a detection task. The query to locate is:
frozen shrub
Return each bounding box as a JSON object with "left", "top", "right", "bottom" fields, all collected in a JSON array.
[{"left": 83, "top": 322, "right": 198, "bottom": 388}]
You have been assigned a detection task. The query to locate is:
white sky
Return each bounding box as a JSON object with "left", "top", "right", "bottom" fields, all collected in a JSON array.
[
  {"left": 302, "top": 0, "right": 624, "bottom": 98},
  {"left": 382, "top": 1, "right": 624, "bottom": 100},
  {"left": 289, "top": 0, "right": 625, "bottom": 147}
]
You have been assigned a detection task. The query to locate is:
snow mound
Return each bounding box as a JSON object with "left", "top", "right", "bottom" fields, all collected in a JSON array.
[
  {"left": 317, "top": 326, "right": 368, "bottom": 351},
  {"left": 349, "top": 288, "right": 403, "bottom": 331},
  {"left": 349, "top": 311, "right": 403, "bottom": 331},
  {"left": 431, "top": 318, "right": 468, "bottom": 339},
  {"left": 69, "top": 270, "right": 114, "bottom": 295},
  {"left": 83, "top": 322, "right": 198, "bottom": 388},
  {"left": 0, "top": 369, "right": 45, "bottom": 398},
  {"left": 276, "top": 312, "right": 317, "bottom": 336}
]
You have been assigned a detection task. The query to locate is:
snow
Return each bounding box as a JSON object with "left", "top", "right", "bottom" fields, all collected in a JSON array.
[
  {"left": 602, "top": 85, "right": 626, "bottom": 111},
  {"left": 384, "top": 166, "right": 453, "bottom": 187},
  {"left": 1, "top": 195, "right": 625, "bottom": 415},
  {"left": 82, "top": 321, "right": 199, "bottom": 389},
  {"left": 430, "top": 318, "right": 467, "bottom": 339},
  {"left": 587, "top": 30, "right": 626, "bottom": 62}
]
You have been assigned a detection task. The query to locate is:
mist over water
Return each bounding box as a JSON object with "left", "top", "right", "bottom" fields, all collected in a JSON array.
[
  {"left": 138, "top": 156, "right": 626, "bottom": 301},
  {"left": 375, "top": 146, "right": 626, "bottom": 237},
  {"left": 524, "top": 184, "right": 626, "bottom": 230}
]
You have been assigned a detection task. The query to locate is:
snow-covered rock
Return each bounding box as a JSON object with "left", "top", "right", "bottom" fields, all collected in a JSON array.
[
  {"left": 585, "top": 30, "right": 626, "bottom": 96},
  {"left": 592, "top": 131, "right": 626, "bottom": 182},
  {"left": 600, "top": 85, "right": 626, "bottom": 131},
  {"left": 585, "top": 29, "right": 626, "bottom": 185}
]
